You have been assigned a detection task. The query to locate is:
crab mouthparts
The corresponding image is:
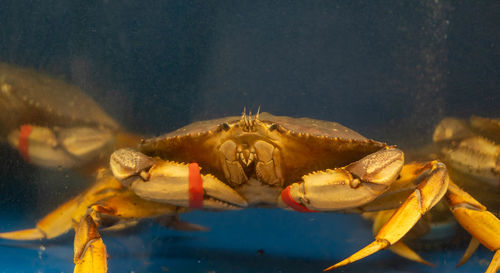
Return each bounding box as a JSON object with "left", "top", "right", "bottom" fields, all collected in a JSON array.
[{"left": 238, "top": 150, "right": 256, "bottom": 166}]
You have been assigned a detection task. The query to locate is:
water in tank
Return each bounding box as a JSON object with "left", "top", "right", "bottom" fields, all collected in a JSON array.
[{"left": 0, "top": 1, "right": 499, "bottom": 273}]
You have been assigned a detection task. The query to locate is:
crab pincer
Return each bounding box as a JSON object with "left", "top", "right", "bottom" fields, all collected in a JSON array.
[
  {"left": 110, "top": 148, "right": 248, "bottom": 210},
  {"left": 278, "top": 148, "right": 404, "bottom": 212}
]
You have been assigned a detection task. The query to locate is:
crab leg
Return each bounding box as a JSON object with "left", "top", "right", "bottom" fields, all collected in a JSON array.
[
  {"left": 368, "top": 209, "right": 432, "bottom": 266},
  {"left": 0, "top": 194, "right": 80, "bottom": 240},
  {"left": 0, "top": 170, "right": 178, "bottom": 241},
  {"left": 324, "top": 161, "right": 449, "bottom": 271},
  {"left": 0, "top": 170, "right": 122, "bottom": 241},
  {"left": 74, "top": 214, "right": 107, "bottom": 273},
  {"left": 357, "top": 162, "right": 429, "bottom": 212},
  {"left": 361, "top": 162, "right": 444, "bottom": 266},
  {"left": 0, "top": 169, "right": 181, "bottom": 273},
  {"left": 71, "top": 181, "right": 187, "bottom": 273},
  {"left": 73, "top": 192, "right": 179, "bottom": 273},
  {"left": 447, "top": 180, "right": 500, "bottom": 273},
  {"left": 457, "top": 238, "right": 480, "bottom": 267}
]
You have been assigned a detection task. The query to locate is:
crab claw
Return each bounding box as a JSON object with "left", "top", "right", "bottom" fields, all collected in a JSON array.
[
  {"left": 109, "top": 148, "right": 156, "bottom": 184},
  {"left": 279, "top": 148, "right": 404, "bottom": 211},
  {"left": 7, "top": 125, "right": 114, "bottom": 168},
  {"left": 110, "top": 148, "right": 248, "bottom": 210}
]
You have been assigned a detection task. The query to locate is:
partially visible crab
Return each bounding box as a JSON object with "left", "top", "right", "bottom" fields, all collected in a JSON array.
[
  {"left": 428, "top": 116, "right": 500, "bottom": 266},
  {"left": 433, "top": 116, "right": 500, "bottom": 190},
  {"left": 365, "top": 116, "right": 500, "bottom": 269},
  {"left": 1, "top": 112, "right": 500, "bottom": 273},
  {"left": 0, "top": 63, "right": 139, "bottom": 169}
]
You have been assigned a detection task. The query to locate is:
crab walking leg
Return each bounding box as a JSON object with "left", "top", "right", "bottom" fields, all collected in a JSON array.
[
  {"left": 457, "top": 238, "right": 480, "bottom": 267},
  {"left": 74, "top": 214, "right": 107, "bottom": 273},
  {"left": 488, "top": 252, "right": 500, "bottom": 273},
  {"left": 0, "top": 194, "right": 80, "bottom": 240},
  {"left": 0, "top": 169, "right": 178, "bottom": 241},
  {"left": 0, "top": 170, "right": 123, "bottom": 240},
  {"left": 446, "top": 180, "right": 500, "bottom": 273},
  {"left": 362, "top": 162, "right": 440, "bottom": 266},
  {"left": 324, "top": 161, "right": 449, "bottom": 271},
  {"left": 90, "top": 191, "right": 179, "bottom": 219},
  {"left": 370, "top": 209, "right": 432, "bottom": 266},
  {"left": 72, "top": 192, "right": 179, "bottom": 273}
]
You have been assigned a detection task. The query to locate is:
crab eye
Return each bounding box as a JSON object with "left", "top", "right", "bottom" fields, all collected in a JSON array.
[
  {"left": 269, "top": 123, "right": 278, "bottom": 131},
  {"left": 220, "top": 123, "right": 230, "bottom": 131}
]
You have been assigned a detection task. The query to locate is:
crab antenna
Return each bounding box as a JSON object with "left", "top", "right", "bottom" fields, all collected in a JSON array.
[
  {"left": 240, "top": 107, "right": 249, "bottom": 130},
  {"left": 241, "top": 107, "right": 246, "bottom": 119},
  {"left": 241, "top": 107, "right": 247, "bottom": 127},
  {"left": 256, "top": 106, "right": 261, "bottom": 120},
  {"left": 246, "top": 110, "right": 251, "bottom": 129},
  {"left": 249, "top": 110, "right": 253, "bottom": 130}
]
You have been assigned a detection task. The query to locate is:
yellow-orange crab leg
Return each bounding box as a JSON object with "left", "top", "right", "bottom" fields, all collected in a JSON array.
[
  {"left": 365, "top": 162, "right": 437, "bottom": 266},
  {"left": 370, "top": 209, "right": 433, "bottom": 266},
  {"left": 325, "top": 161, "right": 448, "bottom": 271},
  {"left": 72, "top": 192, "right": 179, "bottom": 273},
  {"left": 0, "top": 169, "right": 180, "bottom": 242},
  {"left": 89, "top": 190, "right": 180, "bottom": 221},
  {"left": 0, "top": 170, "right": 124, "bottom": 240},
  {"left": 488, "top": 251, "right": 500, "bottom": 273},
  {"left": 457, "top": 238, "right": 480, "bottom": 267},
  {"left": 358, "top": 162, "right": 429, "bottom": 212},
  {"left": 447, "top": 180, "right": 500, "bottom": 272},
  {"left": 74, "top": 214, "right": 107, "bottom": 273},
  {"left": 0, "top": 195, "right": 80, "bottom": 240}
]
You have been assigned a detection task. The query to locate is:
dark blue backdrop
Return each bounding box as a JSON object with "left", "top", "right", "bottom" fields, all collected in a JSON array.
[{"left": 0, "top": 1, "right": 499, "bottom": 272}]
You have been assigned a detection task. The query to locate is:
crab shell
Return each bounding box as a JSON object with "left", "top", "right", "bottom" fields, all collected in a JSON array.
[
  {"left": 0, "top": 62, "right": 120, "bottom": 135},
  {"left": 0, "top": 63, "right": 127, "bottom": 168},
  {"left": 138, "top": 112, "right": 388, "bottom": 205}
]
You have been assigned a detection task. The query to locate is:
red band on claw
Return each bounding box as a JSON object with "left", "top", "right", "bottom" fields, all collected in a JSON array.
[
  {"left": 18, "top": 125, "right": 33, "bottom": 163},
  {"left": 281, "top": 186, "right": 318, "bottom": 213},
  {"left": 188, "top": 163, "right": 203, "bottom": 209}
]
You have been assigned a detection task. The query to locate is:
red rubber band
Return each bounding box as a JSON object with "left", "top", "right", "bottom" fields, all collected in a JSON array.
[
  {"left": 18, "top": 125, "right": 33, "bottom": 163},
  {"left": 281, "top": 186, "right": 317, "bottom": 213},
  {"left": 188, "top": 163, "right": 203, "bottom": 209}
]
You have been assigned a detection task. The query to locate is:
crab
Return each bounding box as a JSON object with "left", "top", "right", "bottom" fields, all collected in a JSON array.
[
  {"left": 433, "top": 116, "right": 500, "bottom": 190},
  {"left": 423, "top": 116, "right": 500, "bottom": 266},
  {"left": 431, "top": 116, "right": 500, "bottom": 222},
  {"left": 1, "top": 110, "right": 500, "bottom": 273},
  {"left": 0, "top": 62, "right": 139, "bottom": 170},
  {"left": 363, "top": 116, "right": 500, "bottom": 270}
]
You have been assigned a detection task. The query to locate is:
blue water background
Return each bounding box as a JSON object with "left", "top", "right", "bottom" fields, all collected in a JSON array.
[{"left": 0, "top": 1, "right": 499, "bottom": 272}]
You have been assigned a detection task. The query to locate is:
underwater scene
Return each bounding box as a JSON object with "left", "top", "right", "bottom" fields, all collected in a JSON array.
[{"left": 0, "top": 1, "right": 499, "bottom": 273}]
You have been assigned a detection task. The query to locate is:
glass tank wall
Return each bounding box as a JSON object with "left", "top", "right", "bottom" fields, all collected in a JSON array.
[{"left": 0, "top": 1, "right": 499, "bottom": 272}]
